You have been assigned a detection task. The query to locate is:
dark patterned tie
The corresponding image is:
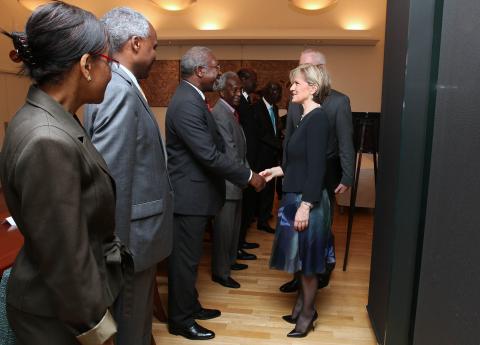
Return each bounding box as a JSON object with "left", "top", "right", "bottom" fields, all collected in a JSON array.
[{"left": 234, "top": 110, "right": 240, "bottom": 123}]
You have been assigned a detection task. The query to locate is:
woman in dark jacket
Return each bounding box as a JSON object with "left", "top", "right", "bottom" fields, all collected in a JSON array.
[
  {"left": 261, "top": 63, "right": 331, "bottom": 338},
  {"left": 0, "top": 2, "right": 123, "bottom": 344}
]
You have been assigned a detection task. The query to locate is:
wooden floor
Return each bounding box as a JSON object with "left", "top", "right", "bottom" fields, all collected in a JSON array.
[{"left": 153, "top": 203, "right": 376, "bottom": 345}]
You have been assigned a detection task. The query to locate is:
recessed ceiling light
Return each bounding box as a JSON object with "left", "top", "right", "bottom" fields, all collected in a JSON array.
[
  {"left": 290, "top": 0, "right": 338, "bottom": 11},
  {"left": 150, "top": 0, "right": 196, "bottom": 11}
]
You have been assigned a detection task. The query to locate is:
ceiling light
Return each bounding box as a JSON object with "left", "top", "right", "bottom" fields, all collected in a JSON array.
[
  {"left": 150, "top": 0, "right": 196, "bottom": 11},
  {"left": 344, "top": 22, "right": 367, "bottom": 30},
  {"left": 17, "top": 0, "right": 49, "bottom": 11},
  {"left": 289, "top": 0, "right": 338, "bottom": 11},
  {"left": 198, "top": 22, "right": 221, "bottom": 31}
]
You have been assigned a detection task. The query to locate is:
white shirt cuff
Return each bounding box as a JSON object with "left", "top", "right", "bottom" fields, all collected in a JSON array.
[
  {"left": 76, "top": 310, "right": 116, "bottom": 345},
  {"left": 248, "top": 170, "right": 253, "bottom": 182}
]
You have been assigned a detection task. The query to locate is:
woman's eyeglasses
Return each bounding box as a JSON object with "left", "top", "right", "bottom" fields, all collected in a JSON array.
[{"left": 93, "top": 53, "right": 119, "bottom": 69}]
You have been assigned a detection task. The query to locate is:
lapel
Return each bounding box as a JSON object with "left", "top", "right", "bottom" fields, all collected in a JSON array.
[
  {"left": 26, "top": 86, "right": 111, "bottom": 176},
  {"left": 261, "top": 100, "right": 276, "bottom": 136},
  {"left": 181, "top": 81, "right": 225, "bottom": 152},
  {"left": 114, "top": 67, "right": 168, "bottom": 163}
]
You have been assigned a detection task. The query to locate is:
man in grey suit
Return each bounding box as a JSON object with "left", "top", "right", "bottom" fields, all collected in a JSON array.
[
  {"left": 166, "top": 47, "right": 266, "bottom": 340},
  {"left": 84, "top": 8, "right": 173, "bottom": 345},
  {"left": 279, "top": 49, "right": 356, "bottom": 293},
  {"left": 210, "top": 72, "right": 249, "bottom": 289}
]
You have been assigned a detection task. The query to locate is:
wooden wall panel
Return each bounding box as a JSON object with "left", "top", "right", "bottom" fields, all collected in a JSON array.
[
  {"left": 141, "top": 59, "right": 297, "bottom": 108},
  {"left": 140, "top": 60, "right": 179, "bottom": 107},
  {"left": 243, "top": 60, "right": 297, "bottom": 108}
]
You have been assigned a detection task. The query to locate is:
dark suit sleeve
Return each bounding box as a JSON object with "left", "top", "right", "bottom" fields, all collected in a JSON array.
[
  {"left": 84, "top": 83, "right": 138, "bottom": 248},
  {"left": 302, "top": 111, "right": 329, "bottom": 204},
  {"left": 13, "top": 131, "right": 107, "bottom": 335},
  {"left": 172, "top": 100, "right": 250, "bottom": 186},
  {"left": 336, "top": 95, "right": 355, "bottom": 186}
]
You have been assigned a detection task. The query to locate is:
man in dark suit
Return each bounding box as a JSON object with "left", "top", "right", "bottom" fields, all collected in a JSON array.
[
  {"left": 236, "top": 68, "right": 260, "bottom": 259},
  {"left": 210, "top": 72, "right": 249, "bottom": 288},
  {"left": 254, "top": 82, "right": 283, "bottom": 233},
  {"left": 166, "top": 47, "right": 266, "bottom": 340},
  {"left": 84, "top": 8, "right": 173, "bottom": 345},
  {"left": 279, "top": 49, "right": 355, "bottom": 293}
]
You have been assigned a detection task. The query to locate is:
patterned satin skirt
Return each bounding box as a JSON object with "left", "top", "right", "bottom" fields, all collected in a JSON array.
[{"left": 270, "top": 191, "right": 331, "bottom": 276}]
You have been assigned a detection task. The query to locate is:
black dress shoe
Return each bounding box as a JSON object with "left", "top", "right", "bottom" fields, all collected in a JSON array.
[
  {"left": 286, "top": 312, "right": 317, "bottom": 338},
  {"left": 279, "top": 277, "right": 299, "bottom": 293},
  {"left": 231, "top": 262, "right": 248, "bottom": 270},
  {"left": 237, "top": 249, "right": 257, "bottom": 260},
  {"left": 241, "top": 241, "right": 260, "bottom": 249},
  {"left": 257, "top": 223, "right": 275, "bottom": 233},
  {"left": 169, "top": 322, "right": 215, "bottom": 340},
  {"left": 212, "top": 275, "right": 240, "bottom": 288},
  {"left": 192, "top": 308, "right": 221, "bottom": 320}
]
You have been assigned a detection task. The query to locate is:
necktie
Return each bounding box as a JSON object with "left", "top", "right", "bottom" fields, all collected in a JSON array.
[
  {"left": 268, "top": 106, "right": 276, "bottom": 135},
  {"left": 205, "top": 99, "right": 212, "bottom": 112},
  {"left": 233, "top": 110, "right": 240, "bottom": 124}
]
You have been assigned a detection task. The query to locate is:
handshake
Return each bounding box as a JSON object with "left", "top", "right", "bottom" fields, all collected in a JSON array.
[{"left": 248, "top": 166, "right": 284, "bottom": 192}]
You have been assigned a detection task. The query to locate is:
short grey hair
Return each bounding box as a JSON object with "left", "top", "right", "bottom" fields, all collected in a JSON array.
[
  {"left": 180, "top": 46, "right": 212, "bottom": 78},
  {"left": 102, "top": 7, "right": 150, "bottom": 53},
  {"left": 213, "top": 71, "right": 237, "bottom": 92},
  {"left": 300, "top": 48, "right": 327, "bottom": 65}
]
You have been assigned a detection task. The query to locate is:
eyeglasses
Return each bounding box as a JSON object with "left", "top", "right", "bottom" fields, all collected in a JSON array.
[
  {"left": 201, "top": 64, "right": 221, "bottom": 72},
  {"left": 93, "top": 53, "right": 119, "bottom": 69}
]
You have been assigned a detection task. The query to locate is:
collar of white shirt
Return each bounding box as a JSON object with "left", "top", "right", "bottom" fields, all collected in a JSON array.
[
  {"left": 183, "top": 80, "right": 205, "bottom": 100},
  {"left": 219, "top": 98, "right": 235, "bottom": 114},
  {"left": 118, "top": 64, "right": 146, "bottom": 101},
  {"left": 262, "top": 97, "right": 273, "bottom": 110},
  {"left": 242, "top": 90, "right": 249, "bottom": 101}
]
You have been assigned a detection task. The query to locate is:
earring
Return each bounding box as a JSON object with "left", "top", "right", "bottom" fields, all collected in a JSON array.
[{"left": 87, "top": 75, "right": 92, "bottom": 82}]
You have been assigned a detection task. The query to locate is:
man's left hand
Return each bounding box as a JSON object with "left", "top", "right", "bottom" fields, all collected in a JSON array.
[{"left": 334, "top": 184, "right": 350, "bottom": 194}]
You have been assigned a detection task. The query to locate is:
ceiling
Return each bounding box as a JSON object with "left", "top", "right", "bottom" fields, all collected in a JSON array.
[{"left": 2, "top": 0, "right": 387, "bottom": 43}]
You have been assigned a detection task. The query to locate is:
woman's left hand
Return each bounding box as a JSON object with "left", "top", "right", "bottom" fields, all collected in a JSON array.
[{"left": 294, "top": 203, "right": 310, "bottom": 231}]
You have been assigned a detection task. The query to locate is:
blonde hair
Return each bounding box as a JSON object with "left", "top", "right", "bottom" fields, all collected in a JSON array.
[{"left": 289, "top": 63, "right": 331, "bottom": 103}]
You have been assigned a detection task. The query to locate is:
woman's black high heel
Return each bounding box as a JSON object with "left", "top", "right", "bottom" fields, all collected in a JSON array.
[
  {"left": 286, "top": 311, "right": 317, "bottom": 338},
  {"left": 282, "top": 310, "right": 318, "bottom": 324}
]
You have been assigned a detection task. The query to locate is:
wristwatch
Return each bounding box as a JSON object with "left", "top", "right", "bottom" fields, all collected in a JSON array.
[{"left": 301, "top": 201, "right": 313, "bottom": 209}]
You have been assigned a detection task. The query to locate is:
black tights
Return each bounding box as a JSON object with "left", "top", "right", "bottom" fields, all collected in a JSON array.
[{"left": 291, "top": 272, "right": 318, "bottom": 332}]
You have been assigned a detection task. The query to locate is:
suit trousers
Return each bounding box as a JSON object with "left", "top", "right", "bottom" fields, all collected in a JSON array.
[
  {"left": 168, "top": 215, "right": 209, "bottom": 327},
  {"left": 256, "top": 179, "right": 275, "bottom": 226},
  {"left": 212, "top": 200, "right": 242, "bottom": 279},
  {"left": 239, "top": 186, "right": 257, "bottom": 246},
  {"left": 114, "top": 265, "right": 156, "bottom": 345},
  {"left": 7, "top": 304, "right": 79, "bottom": 345}
]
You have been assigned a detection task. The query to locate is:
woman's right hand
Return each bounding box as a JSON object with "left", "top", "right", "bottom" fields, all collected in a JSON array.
[{"left": 259, "top": 166, "right": 283, "bottom": 182}]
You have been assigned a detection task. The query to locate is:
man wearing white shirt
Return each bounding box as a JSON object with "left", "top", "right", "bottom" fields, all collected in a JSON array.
[{"left": 84, "top": 7, "right": 173, "bottom": 345}]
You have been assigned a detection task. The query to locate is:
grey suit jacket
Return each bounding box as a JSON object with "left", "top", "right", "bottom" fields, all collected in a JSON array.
[
  {"left": 84, "top": 66, "right": 173, "bottom": 273},
  {"left": 166, "top": 81, "right": 251, "bottom": 216},
  {"left": 211, "top": 99, "right": 249, "bottom": 201},
  {"left": 0, "top": 85, "right": 119, "bottom": 336},
  {"left": 285, "top": 89, "right": 355, "bottom": 186}
]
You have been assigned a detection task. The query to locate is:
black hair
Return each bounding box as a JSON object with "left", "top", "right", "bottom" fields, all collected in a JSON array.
[
  {"left": 1, "top": 1, "right": 107, "bottom": 85},
  {"left": 237, "top": 68, "right": 256, "bottom": 80}
]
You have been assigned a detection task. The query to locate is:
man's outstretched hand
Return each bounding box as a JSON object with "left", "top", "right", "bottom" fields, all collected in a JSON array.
[{"left": 249, "top": 172, "right": 266, "bottom": 192}]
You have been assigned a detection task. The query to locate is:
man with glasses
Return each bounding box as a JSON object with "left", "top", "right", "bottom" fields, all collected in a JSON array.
[
  {"left": 166, "top": 46, "right": 266, "bottom": 340},
  {"left": 84, "top": 8, "right": 172, "bottom": 345}
]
